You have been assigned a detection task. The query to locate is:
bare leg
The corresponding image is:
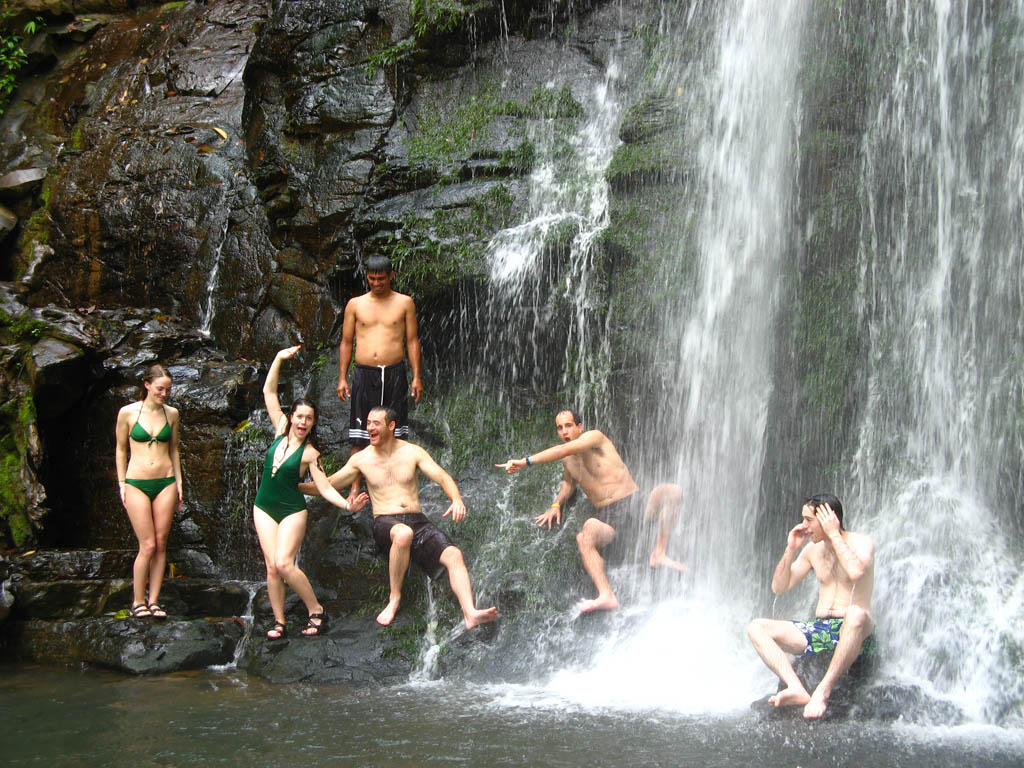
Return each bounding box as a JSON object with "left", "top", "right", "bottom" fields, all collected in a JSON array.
[
  {"left": 124, "top": 486, "right": 158, "bottom": 609},
  {"left": 253, "top": 507, "right": 287, "bottom": 627},
  {"left": 804, "top": 607, "right": 874, "bottom": 719},
  {"left": 746, "top": 618, "right": 812, "bottom": 707},
  {"left": 646, "top": 484, "right": 686, "bottom": 571},
  {"left": 377, "top": 523, "right": 413, "bottom": 626},
  {"left": 576, "top": 518, "right": 619, "bottom": 614},
  {"left": 146, "top": 482, "right": 178, "bottom": 607},
  {"left": 438, "top": 546, "right": 498, "bottom": 629}
]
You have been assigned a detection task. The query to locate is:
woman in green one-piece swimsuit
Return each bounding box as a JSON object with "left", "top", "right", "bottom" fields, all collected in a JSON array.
[
  {"left": 115, "top": 363, "right": 184, "bottom": 619},
  {"left": 254, "top": 346, "right": 368, "bottom": 639}
]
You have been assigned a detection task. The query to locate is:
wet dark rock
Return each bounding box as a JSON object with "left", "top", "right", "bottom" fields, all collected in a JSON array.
[
  {"left": 750, "top": 649, "right": 965, "bottom": 723},
  {"left": 1, "top": 617, "right": 244, "bottom": 674},
  {"left": 10, "top": 548, "right": 135, "bottom": 581},
  {"left": 239, "top": 614, "right": 410, "bottom": 685}
]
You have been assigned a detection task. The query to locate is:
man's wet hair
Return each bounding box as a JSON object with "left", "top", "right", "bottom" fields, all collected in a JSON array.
[
  {"left": 804, "top": 492, "right": 844, "bottom": 530},
  {"left": 369, "top": 405, "right": 399, "bottom": 433},
  {"left": 556, "top": 408, "right": 582, "bottom": 425},
  {"left": 365, "top": 255, "right": 393, "bottom": 274}
]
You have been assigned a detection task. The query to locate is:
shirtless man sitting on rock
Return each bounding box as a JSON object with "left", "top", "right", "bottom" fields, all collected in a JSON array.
[
  {"left": 302, "top": 406, "right": 498, "bottom": 631},
  {"left": 746, "top": 493, "right": 875, "bottom": 719},
  {"left": 496, "top": 409, "right": 685, "bottom": 615}
]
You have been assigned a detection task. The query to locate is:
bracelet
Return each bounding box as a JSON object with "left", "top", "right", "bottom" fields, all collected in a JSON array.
[
  {"left": 525, "top": 456, "right": 532, "bottom": 466},
  {"left": 550, "top": 502, "right": 560, "bottom": 508}
]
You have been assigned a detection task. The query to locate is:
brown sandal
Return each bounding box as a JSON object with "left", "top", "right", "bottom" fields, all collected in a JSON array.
[{"left": 130, "top": 602, "right": 152, "bottom": 618}]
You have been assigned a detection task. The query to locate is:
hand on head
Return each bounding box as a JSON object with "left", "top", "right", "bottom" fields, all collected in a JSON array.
[{"left": 815, "top": 503, "right": 840, "bottom": 535}]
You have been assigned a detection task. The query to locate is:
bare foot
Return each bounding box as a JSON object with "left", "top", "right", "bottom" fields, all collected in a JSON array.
[
  {"left": 649, "top": 552, "right": 687, "bottom": 572},
  {"left": 376, "top": 598, "right": 401, "bottom": 626},
  {"left": 578, "top": 594, "right": 620, "bottom": 614},
  {"left": 464, "top": 606, "right": 499, "bottom": 629},
  {"left": 768, "top": 685, "right": 811, "bottom": 708},
  {"left": 803, "top": 689, "right": 829, "bottom": 719}
]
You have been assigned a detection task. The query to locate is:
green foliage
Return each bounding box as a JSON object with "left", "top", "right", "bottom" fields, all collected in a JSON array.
[
  {"left": 384, "top": 184, "right": 516, "bottom": 297},
  {"left": 411, "top": 0, "right": 464, "bottom": 39},
  {"left": 365, "top": 39, "right": 416, "bottom": 78},
  {"left": 408, "top": 82, "right": 583, "bottom": 170},
  {"left": 0, "top": 3, "right": 39, "bottom": 116}
]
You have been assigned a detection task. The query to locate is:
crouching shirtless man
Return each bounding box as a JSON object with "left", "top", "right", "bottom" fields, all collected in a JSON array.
[
  {"left": 746, "top": 493, "right": 876, "bottom": 719},
  {"left": 302, "top": 406, "right": 498, "bottom": 630}
]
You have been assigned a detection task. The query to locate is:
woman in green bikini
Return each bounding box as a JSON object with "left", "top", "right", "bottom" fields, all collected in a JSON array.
[
  {"left": 115, "top": 363, "right": 183, "bottom": 619},
  {"left": 255, "top": 346, "right": 368, "bottom": 639}
]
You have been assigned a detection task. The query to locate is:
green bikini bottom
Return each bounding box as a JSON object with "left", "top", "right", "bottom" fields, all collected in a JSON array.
[{"left": 125, "top": 476, "right": 176, "bottom": 501}]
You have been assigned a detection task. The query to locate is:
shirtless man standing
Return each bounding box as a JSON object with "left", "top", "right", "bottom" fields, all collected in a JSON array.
[
  {"left": 746, "top": 494, "right": 875, "bottom": 719},
  {"left": 337, "top": 256, "right": 422, "bottom": 497},
  {"left": 496, "top": 409, "right": 685, "bottom": 615},
  {"left": 303, "top": 406, "right": 498, "bottom": 630}
]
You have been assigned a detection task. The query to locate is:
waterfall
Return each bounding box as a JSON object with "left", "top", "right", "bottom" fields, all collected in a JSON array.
[
  {"left": 463, "top": 65, "right": 622, "bottom": 422},
  {"left": 199, "top": 202, "right": 231, "bottom": 337},
  {"left": 850, "top": 1, "right": 1024, "bottom": 724}
]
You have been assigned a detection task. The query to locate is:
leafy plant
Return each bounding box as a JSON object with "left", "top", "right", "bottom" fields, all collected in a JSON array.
[{"left": 0, "top": 3, "right": 39, "bottom": 116}]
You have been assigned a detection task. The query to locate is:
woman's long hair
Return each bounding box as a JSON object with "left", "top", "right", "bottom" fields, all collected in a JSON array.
[
  {"left": 138, "top": 363, "right": 172, "bottom": 400},
  {"left": 285, "top": 396, "right": 322, "bottom": 452}
]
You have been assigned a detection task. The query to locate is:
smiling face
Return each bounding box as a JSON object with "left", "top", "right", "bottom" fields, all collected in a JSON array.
[
  {"left": 366, "top": 270, "right": 394, "bottom": 296},
  {"left": 290, "top": 404, "right": 316, "bottom": 438},
  {"left": 366, "top": 409, "right": 396, "bottom": 446},
  {"left": 801, "top": 503, "right": 825, "bottom": 543},
  {"left": 555, "top": 410, "right": 583, "bottom": 443},
  {"left": 144, "top": 376, "right": 173, "bottom": 405}
]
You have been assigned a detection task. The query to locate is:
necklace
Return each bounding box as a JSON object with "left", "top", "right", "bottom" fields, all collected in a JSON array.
[{"left": 271, "top": 437, "right": 296, "bottom": 477}]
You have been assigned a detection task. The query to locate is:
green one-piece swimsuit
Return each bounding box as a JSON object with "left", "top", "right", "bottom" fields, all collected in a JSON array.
[{"left": 253, "top": 435, "right": 308, "bottom": 523}]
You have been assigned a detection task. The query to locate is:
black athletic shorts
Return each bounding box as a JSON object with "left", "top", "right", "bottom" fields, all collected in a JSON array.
[
  {"left": 349, "top": 361, "right": 409, "bottom": 446},
  {"left": 372, "top": 513, "right": 453, "bottom": 579}
]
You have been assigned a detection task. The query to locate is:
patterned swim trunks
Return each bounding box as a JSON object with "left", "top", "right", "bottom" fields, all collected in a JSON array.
[{"left": 792, "top": 617, "right": 877, "bottom": 659}]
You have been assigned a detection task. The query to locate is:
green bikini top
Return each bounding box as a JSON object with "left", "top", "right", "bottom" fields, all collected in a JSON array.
[{"left": 130, "top": 403, "right": 171, "bottom": 445}]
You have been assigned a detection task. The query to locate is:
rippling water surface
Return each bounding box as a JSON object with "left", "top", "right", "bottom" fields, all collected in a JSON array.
[{"left": 2, "top": 664, "right": 1022, "bottom": 767}]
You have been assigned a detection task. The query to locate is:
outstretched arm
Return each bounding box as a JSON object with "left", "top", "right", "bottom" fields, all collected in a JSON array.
[
  {"left": 265, "top": 346, "right": 301, "bottom": 433},
  {"left": 298, "top": 459, "right": 362, "bottom": 496},
  {"left": 304, "top": 449, "right": 368, "bottom": 513},
  {"left": 417, "top": 449, "right": 465, "bottom": 521},
  {"left": 771, "top": 522, "right": 814, "bottom": 594},
  {"left": 495, "top": 430, "right": 604, "bottom": 474}
]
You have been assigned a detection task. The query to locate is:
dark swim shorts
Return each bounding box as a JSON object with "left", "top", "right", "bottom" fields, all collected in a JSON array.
[
  {"left": 372, "top": 513, "right": 453, "bottom": 579},
  {"left": 591, "top": 491, "right": 639, "bottom": 533},
  {"left": 793, "top": 617, "right": 878, "bottom": 659},
  {"left": 349, "top": 362, "right": 409, "bottom": 446}
]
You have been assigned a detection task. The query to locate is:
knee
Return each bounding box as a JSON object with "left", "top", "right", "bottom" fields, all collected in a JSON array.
[
  {"left": 746, "top": 618, "right": 769, "bottom": 643},
  {"left": 153, "top": 533, "right": 169, "bottom": 554},
  {"left": 138, "top": 538, "right": 157, "bottom": 559},
  {"left": 273, "top": 558, "right": 295, "bottom": 577},
  {"left": 440, "top": 546, "right": 464, "bottom": 569},
  {"left": 391, "top": 525, "right": 414, "bottom": 549},
  {"left": 844, "top": 606, "right": 872, "bottom": 632}
]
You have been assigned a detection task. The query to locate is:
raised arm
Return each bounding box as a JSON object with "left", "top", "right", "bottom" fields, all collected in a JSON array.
[
  {"left": 265, "top": 346, "right": 301, "bottom": 432},
  {"left": 771, "top": 522, "right": 814, "bottom": 595},
  {"left": 817, "top": 504, "right": 873, "bottom": 581},
  {"left": 337, "top": 300, "right": 356, "bottom": 401},
  {"left": 405, "top": 297, "right": 422, "bottom": 402},
  {"left": 417, "top": 448, "right": 465, "bottom": 522}
]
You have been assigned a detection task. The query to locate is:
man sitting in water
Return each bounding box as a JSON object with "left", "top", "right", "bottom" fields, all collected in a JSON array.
[
  {"left": 746, "top": 494, "right": 875, "bottom": 719},
  {"left": 496, "top": 409, "right": 686, "bottom": 615},
  {"left": 301, "top": 406, "right": 498, "bottom": 630}
]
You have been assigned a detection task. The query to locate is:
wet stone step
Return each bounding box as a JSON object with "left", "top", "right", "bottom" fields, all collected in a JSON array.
[
  {"left": 10, "top": 550, "right": 137, "bottom": 581},
  {"left": 0, "top": 617, "right": 245, "bottom": 675},
  {"left": 10, "top": 578, "right": 252, "bottom": 620}
]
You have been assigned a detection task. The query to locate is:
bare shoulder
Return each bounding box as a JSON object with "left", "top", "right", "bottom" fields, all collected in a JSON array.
[
  {"left": 302, "top": 443, "right": 322, "bottom": 463},
  {"left": 845, "top": 530, "right": 875, "bottom": 555},
  {"left": 165, "top": 404, "right": 181, "bottom": 420}
]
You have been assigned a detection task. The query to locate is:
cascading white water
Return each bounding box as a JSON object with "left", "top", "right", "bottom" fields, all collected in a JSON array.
[
  {"left": 850, "top": 1, "right": 1024, "bottom": 724},
  {"left": 537, "top": 0, "right": 810, "bottom": 710},
  {"left": 468, "top": 64, "right": 622, "bottom": 421}
]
